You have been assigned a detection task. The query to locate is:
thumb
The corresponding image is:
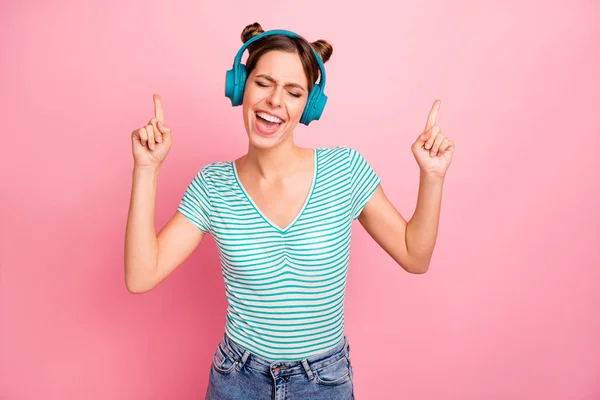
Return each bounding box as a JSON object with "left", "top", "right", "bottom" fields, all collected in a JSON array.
[
  {"left": 157, "top": 121, "right": 171, "bottom": 134},
  {"left": 416, "top": 127, "right": 433, "bottom": 145}
]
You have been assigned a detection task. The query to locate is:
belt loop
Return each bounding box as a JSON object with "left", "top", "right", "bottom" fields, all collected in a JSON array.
[
  {"left": 344, "top": 336, "right": 351, "bottom": 362},
  {"left": 301, "top": 359, "right": 314, "bottom": 380},
  {"left": 222, "top": 332, "right": 228, "bottom": 348},
  {"left": 235, "top": 350, "right": 250, "bottom": 371}
]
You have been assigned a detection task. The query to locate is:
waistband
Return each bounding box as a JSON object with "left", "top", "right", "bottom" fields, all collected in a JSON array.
[{"left": 218, "top": 332, "right": 351, "bottom": 379}]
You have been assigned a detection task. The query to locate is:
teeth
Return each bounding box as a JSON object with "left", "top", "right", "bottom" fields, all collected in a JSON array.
[{"left": 256, "top": 112, "right": 283, "bottom": 124}]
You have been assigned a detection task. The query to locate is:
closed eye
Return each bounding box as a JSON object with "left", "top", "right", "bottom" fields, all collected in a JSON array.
[{"left": 256, "top": 79, "right": 302, "bottom": 98}]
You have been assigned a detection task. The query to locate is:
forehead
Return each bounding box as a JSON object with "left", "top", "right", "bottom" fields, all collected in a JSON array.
[{"left": 251, "top": 50, "right": 308, "bottom": 87}]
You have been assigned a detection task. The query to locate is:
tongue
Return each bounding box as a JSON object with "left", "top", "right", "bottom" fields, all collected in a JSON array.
[{"left": 257, "top": 116, "right": 280, "bottom": 134}]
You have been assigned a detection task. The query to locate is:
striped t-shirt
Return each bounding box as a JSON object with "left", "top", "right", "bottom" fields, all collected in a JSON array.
[{"left": 177, "top": 146, "right": 380, "bottom": 361}]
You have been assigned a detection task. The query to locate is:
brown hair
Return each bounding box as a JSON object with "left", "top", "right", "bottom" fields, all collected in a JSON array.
[{"left": 241, "top": 22, "right": 333, "bottom": 92}]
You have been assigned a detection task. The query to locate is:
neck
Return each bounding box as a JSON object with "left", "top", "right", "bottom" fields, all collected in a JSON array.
[{"left": 244, "top": 136, "right": 304, "bottom": 181}]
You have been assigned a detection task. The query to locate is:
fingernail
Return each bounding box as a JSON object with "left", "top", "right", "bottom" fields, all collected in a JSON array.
[
  {"left": 156, "top": 135, "right": 162, "bottom": 143},
  {"left": 430, "top": 151, "right": 435, "bottom": 157},
  {"left": 150, "top": 143, "right": 155, "bottom": 150},
  {"left": 425, "top": 143, "right": 431, "bottom": 150}
]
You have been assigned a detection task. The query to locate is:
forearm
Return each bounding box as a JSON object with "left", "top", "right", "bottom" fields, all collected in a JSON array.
[
  {"left": 124, "top": 166, "right": 160, "bottom": 291},
  {"left": 405, "top": 171, "right": 445, "bottom": 272}
]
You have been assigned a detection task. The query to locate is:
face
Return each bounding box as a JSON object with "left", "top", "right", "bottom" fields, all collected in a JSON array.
[{"left": 242, "top": 50, "right": 309, "bottom": 149}]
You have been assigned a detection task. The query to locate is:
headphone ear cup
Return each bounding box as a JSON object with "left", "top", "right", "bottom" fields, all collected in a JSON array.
[
  {"left": 300, "top": 84, "right": 327, "bottom": 125},
  {"left": 233, "top": 65, "right": 247, "bottom": 106},
  {"left": 313, "top": 88, "right": 328, "bottom": 120},
  {"left": 300, "top": 89, "right": 315, "bottom": 125},
  {"left": 225, "top": 68, "right": 236, "bottom": 105},
  {"left": 225, "top": 64, "right": 247, "bottom": 106}
]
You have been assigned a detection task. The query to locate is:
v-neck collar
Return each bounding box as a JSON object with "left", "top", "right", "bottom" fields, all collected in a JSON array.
[{"left": 231, "top": 149, "right": 318, "bottom": 233}]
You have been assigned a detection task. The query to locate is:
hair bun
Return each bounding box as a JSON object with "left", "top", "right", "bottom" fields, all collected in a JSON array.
[
  {"left": 241, "top": 22, "right": 265, "bottom": 43},
  {"left": 310, "top": 40, "right": 333, "bottom": 63}
]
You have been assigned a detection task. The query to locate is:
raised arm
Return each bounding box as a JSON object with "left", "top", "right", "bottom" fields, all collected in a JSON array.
[
  {"left": 358, "top": 99, "right": 455, "bottom": 274},
  {"left": 124, "top": 94, "right": 206, "bottom": 293}
]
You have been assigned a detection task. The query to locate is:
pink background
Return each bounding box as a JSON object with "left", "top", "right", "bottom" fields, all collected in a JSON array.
[{"left": 1, "top": 0, "right": 599, "bottom": 398}]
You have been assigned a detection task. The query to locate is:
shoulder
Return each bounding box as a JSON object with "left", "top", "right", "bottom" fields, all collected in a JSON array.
[
  {"left": 198, "top": 161, "right": 232, "bottom": 178},
  {"left": 315, "top": 145, "right": 355, "bottom": 164},
  {"left": 187, "top": 160, "right": 234, "bottom": 190},
  {"left": 316, "top": 146, "right": 369, "bottom": 168}
]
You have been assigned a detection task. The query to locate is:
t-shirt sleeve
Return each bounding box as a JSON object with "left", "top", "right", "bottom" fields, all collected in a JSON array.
[
  {"left": 348, "top": 148, "right": 381, "bottom": 220},
  {"left": 177, "top": 169, "right": 212, "bottom": 234}
]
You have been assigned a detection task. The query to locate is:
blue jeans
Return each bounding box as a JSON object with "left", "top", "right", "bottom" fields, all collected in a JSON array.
[{"left": 206, "top": 332, "right": 355, "bottom": 399}]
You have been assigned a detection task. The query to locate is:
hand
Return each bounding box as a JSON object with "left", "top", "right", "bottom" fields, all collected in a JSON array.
[
  {"left": 411, "top": 99, "right": 455, "bottom": 177},
  {"left": 131, "top": 94, "right": 172, "bottom": 168}
]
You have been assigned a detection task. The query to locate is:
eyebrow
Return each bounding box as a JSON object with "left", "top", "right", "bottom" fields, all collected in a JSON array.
[{"left": 255, "top": 74, "right": 306, "bottom": 92}]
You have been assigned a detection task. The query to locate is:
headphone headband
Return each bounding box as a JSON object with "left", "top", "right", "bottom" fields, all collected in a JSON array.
[{"left": 232, "top": 29, "right": 326, "bottom": 88}]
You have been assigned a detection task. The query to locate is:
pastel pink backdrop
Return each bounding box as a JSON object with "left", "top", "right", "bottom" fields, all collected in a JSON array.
[{"left": 1, "top": 0, "right": 598, "bottom": 399}]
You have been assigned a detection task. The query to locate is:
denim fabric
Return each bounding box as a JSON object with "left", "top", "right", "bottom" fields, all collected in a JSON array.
[{"left": 206, "top": 332, "right": 355, "bottom": 400}]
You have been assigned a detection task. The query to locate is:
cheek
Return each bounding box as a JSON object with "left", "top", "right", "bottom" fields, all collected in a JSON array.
[
  {"left": 242, "top": 89, "right": 258, "bottom": 114},
  {"left": 247, "top": 79, "right": 268, "bottom": 99},
  {"left": 290, "top": 99, "right": 307, "bottom": 120},
  {"left": 242, "top": 90, "right": 253, "bottom": 109},
  {"left": 242, "top": 81, "right": 258, "bottom": 104}
]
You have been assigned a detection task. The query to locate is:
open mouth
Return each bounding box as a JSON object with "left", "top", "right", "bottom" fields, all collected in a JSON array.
[{"left": 255, "top": 111, "right": 284, "bottom": 136}]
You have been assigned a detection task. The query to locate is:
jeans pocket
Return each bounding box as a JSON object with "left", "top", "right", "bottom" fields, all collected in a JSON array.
[
  {"left": 212, "top": 344, "right": 237, "bottom": 375},
  {"left": 313, "top": 356, "right": 351, "bottom": 386}
]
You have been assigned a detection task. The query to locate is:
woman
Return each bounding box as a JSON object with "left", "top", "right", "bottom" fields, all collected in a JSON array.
[{"left": 125, "top": 22, "right": 454, "bottom": 400}]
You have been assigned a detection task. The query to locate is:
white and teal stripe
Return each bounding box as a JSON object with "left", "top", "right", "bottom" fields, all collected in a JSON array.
[{"left": 178, "top": 146, "right": 380, "bottom": 361}]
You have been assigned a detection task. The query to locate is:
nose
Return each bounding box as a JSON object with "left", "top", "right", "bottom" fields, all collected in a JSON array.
[{"left": 266, "top": 86, "right": 283, "bottom": 108}]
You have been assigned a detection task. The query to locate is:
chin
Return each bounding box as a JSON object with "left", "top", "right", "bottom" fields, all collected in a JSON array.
[{"left": 247, "top": 127, "right": 287, "bottom": 149}]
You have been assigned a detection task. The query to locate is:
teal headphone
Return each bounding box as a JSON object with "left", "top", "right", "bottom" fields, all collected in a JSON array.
[{"left": 225, "top": 29, "right": 328, "bottom": 125}]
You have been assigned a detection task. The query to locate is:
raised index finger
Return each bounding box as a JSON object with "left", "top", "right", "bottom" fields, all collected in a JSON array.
[
  {"left": 425, "top": 99, "right": 440, "bottom": 131},
  {"left": 153, "top": 93, "right": 164, "bottom": 122}
]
